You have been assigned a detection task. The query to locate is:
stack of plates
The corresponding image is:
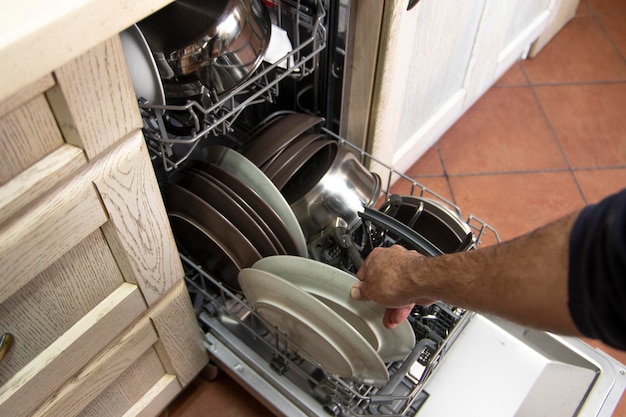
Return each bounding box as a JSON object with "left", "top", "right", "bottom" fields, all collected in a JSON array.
[
  {"left": 241, "top": 112, "right": 334, "bottom": 196},
  {"left": 238, "top": 255, "right": 416, "bottom": 386},
  {"left": 161, "top": 146, "right": 308, "bottom": 291}
]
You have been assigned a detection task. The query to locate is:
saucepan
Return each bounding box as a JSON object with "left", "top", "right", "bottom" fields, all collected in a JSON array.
[
  {"left": 286, "top": 144, "right": 381, "bottom": 238},
  {"left": 137, "top": 0, "right": 271, "bottom": 97}
]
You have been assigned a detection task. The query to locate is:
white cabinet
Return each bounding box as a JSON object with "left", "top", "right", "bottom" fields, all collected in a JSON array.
[
  {"left": 342, "top": 0, "right": 577, "bottom": 175},
  {"left": 370, "top": 0, "right": 486, "bottom": 175},
  {"left": 464, "top": 0, "right": 553, "bottom": 106}
]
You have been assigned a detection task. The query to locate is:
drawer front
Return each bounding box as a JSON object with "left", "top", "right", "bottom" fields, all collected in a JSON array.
[
  {"left": 0, "top": 169, "right": 109, "bottom": 304},
  {"left": 0, "top": 230, "right": 125, "bottom": 382},
  {"left": 77, "top": 348, "right": 180, "bottom": 417},
  {"left": 0, "top": 283, "right": 147, "bottom": 417},
  {"left": 0, "top": 76, "right": 64, "bottom": 186},
  {"left": 31, "top": 317, "right": 161, "bottom": 417}
]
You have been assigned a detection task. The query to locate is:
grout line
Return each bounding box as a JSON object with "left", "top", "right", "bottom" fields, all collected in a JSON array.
[
  {"left": 581, "top": 0, "right": 626, "bottom": 63},
  {"left": 435, "top": 143, "right": 458, "bottom": 206},
  {"left": 495, "top": 79, "right": 626, "bottom": 88},
  {"left": 438, "top": 165, "right": 626, "bottom": 178},
  {"left": 520, "top": 64, "right": 589, "bottom": 205}
]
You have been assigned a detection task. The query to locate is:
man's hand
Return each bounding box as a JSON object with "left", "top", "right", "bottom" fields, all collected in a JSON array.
[{"left": 351, "top": 245, "right": 434, "bottom": 328}]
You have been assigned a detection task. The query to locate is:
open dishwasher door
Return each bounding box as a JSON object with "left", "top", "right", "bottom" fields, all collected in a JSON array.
[
  {"left": 199, "top": 305, "right": 626, "bottom": 417},
  {"left": 419, "top": 315, "right": 626, "bottom": 417}
]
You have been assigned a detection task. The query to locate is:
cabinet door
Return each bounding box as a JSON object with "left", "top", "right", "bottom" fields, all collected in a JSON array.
[
  {"left": 465, "top": 0, "right": 553, "bottom": 105},
  {"left": 366, "top": 0, "right": 486, "bottom": 174}
]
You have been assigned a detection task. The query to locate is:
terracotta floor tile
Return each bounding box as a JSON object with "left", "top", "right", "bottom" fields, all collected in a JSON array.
[
  {"left": 523, "top": 17, "right": 626, "bottom": 83},
  {"left": 493, "top": 61, "right": 528, "bottom": 86},
  {"left": 403, "top": 145, "right": 444, "bottom": 177},
  {"left": 601, "top": 15, "right": 626, "bottom": 57},
  {"left": 576, "top": 0, "right": 593, "bottom": 16},
  {"left": 535, "top": 83, "right": 626, "bottom": 168},
  {"left": 448, "top": 172, "right": 585, "bottom": 242},
  {"left": 438, "top": 87, "right": 567, "bottom": 175},
  {"left": 588, "top": 0, "right": 626, "bottom": 15},
  {"left": 574, "top": 168, "right": 626, "bottom": 203},
  {"left": 166, "top": 374, "right": 275, "bottom": 417}
]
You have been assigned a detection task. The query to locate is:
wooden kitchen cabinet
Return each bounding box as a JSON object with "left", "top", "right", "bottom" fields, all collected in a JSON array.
[
  {"left": 342, "top": 0, "right": 578, "bottom": 175},
  {"left": 0, "top": 2, "right": 208, "bottom": 416}
]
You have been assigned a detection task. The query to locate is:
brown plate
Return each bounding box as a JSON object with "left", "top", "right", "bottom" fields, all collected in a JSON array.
[
  {"left": 168, "top": 213, "right": 240, "bottom": 291},
  {"left": 242, "top": 112, "right": 325, "bottom": 168},
  {"left": 170, "top": 168, "right": 281, "bottom": 257},
  {"left": 185, "top": 167, "right": 289, "bottom": 255},
  {"left": 188, "top": 160, "right": 302, "bottom": 256},
  {"left": 262, "top": 132, "right": 325, "bottom": 180},
  {"left": 161, "top": 183, "right": 262, "bottom": 290},
  {"left": 272, "top": 139, "right": 337, "bottom": 191}
]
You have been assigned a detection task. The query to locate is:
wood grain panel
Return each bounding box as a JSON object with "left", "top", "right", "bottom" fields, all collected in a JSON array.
[
  {"left": 0, "top": 174, "right": 108, "bottom": 304},
  {"left": 0, "top": 94, "right": 65, "bottom": 185},
  {"left": 0, "top": 230, "right": 124, "bottom": 383},
  {"left": 94, "top": 131, "right": 184, "bottom": 305},
  {"left": 46, "top": 36, "right": 142, "bottom": 159},
  {"left": 149, "top": 280, "right": 208, "bottom": 386},
  {"left": 76, "top": 348, "right": 177, "bottom": 417},
  {"left": 0, "top": 144, "right": 87, "bottom": 225},
  {"left": 0, "top": 75, "right": 54, "bottom": 118},
  {"left": 122, "top": 374, "right": 180, "bottom": 417},
  {"left": 0, "top": 283, "right": 147, "bottom": 417},
  {"left": 31, "top": 317, "right": 158, "bottom": 417}
]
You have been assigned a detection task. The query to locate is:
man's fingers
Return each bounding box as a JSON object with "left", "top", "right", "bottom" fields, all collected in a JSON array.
[
  {"left": 350, "top": 282, "right": 368, "bottom": 301},
  {"left": 382, "top": 305, "right": 414, "bottom": 329}
]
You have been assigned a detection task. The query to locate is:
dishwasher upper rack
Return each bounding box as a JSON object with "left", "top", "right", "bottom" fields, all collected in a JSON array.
[
  {"left": 140, "top": 0, "right": 327, "bottom": 172},
  {"left": 181, "top": 138, "right": 501, "bottom": 416}
]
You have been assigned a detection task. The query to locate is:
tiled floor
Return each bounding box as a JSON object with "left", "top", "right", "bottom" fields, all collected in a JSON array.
[{"left": 162, "top": 1, "right": 626, "bottom": 415}]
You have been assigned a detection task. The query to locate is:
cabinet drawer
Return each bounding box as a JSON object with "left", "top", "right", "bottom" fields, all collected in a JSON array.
[
  {"left": 0, "top": 75, "right": 64, "bottom": 186},
  {"left": 0, "top": 230, "right": 125, "bottom": 382},
  {"left": 77, "top": 348, "right": 180, "bottom": 417},
  {"left": 0, "top": 283, "right": 147, "bottom": 417},
  {"left": 0, "top": 168, "right": 109, "bottom": 304},
  {"left": 31, "top": 317, "right": 161, "bottom": 417}
]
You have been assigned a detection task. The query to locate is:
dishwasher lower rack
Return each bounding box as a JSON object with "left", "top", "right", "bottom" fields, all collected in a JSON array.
[{"left": 184, "top": 254, "right": 471, "bottom": 417}]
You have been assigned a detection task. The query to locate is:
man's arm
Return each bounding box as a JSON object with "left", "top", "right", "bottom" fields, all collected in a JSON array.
[{"left": 352, "top": 211, "right": 582, "bottom": 335}]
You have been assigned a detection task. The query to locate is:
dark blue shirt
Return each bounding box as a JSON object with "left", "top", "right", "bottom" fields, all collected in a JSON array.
[{"left": 568, "top": 188, "right": 626, "bottom": 350}]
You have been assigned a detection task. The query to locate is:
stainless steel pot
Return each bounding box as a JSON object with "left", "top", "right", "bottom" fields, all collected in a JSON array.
[
  {"left": 137, "top": 0, "right": 271, "bottom": 96},
  {"left": 286, "top": 144, "right": 381, "bottom": 238}
]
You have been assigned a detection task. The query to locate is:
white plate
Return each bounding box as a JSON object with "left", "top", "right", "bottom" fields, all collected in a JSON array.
[
  {"left": 239, "top": 268, "right": 388, "bottom": 385},
  {"left": 251, "top": 255, "right": 415, "bottom": 362},
  {"left": 207, "top": 145, "right": 308, "bottom": 257},
  {"left": 119, "top": 24, "right": 165, "bottom": 109}
]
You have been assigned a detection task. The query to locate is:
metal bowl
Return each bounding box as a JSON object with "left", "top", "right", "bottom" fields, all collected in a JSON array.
[
  {"left": 137, "top": 0, "right": 271, "bottom": 96},
  {"left": 286, "top": 144, "right": 381, "bottom": 238}
]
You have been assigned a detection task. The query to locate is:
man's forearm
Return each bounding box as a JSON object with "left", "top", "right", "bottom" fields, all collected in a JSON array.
[{"left": 411, "top": 211, "right": 582, "bottom": 335}]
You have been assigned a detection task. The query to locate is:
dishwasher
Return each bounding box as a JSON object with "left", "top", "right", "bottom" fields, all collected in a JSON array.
[{"left": 122, "top": 0, "right": 626, "bottom": 415}]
